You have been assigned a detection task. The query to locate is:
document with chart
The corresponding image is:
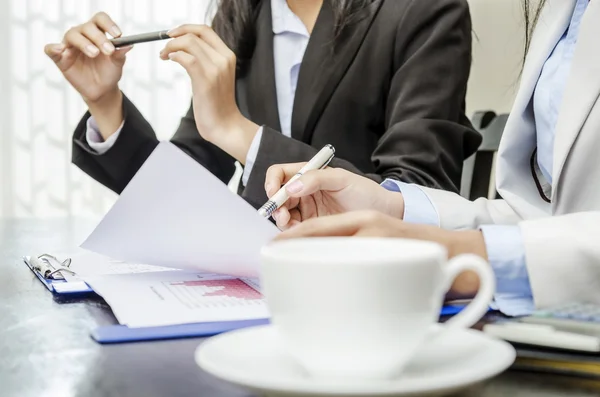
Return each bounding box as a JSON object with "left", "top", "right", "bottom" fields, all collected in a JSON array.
[
  {"left": 80, "top": 142, "right": 279, "bottom": 278},
  {"left": 84, "top": 270, "right": 268, "bottom": 328}
]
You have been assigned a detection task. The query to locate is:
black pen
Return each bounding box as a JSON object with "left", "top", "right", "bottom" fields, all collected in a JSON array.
[{"left": 110, "top": 30, "right": 170, "bottom": 48}]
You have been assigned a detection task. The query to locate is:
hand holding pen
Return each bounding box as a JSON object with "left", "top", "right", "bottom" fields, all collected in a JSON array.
[
  {"left": 45, "top": 14, "right": 259, "bottom": 163},
  {"left": 262, "top": 149, "right": 405, "bottom": 230},
  {"left": 44, "top": 12, "right": 132, "bottom": 105},
  {"left": 259, "top": 145, "right": 336, "bottom": 218}
]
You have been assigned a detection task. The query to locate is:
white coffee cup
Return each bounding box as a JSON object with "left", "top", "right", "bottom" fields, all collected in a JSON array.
[{"left": 260, "top": 237, "right": 495, "bottom": 380}]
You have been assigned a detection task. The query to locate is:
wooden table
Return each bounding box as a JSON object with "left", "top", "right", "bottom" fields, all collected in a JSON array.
[{"left": 1, "top": 218, "right": 599, "bottom": 397}]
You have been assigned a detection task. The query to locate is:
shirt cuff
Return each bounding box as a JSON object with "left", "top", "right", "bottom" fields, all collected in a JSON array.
[
  {"left": 481, "top": 224, "right": 535, "bottom": 316},
  {"left": 86, "top": 116, "right": 124, "bottom": 155},
  {"left": 380, "top": 179, "right": 439, "bottom": 226},
  {"left": 241, "top": 126, "right": 264, "bottom": 186}
]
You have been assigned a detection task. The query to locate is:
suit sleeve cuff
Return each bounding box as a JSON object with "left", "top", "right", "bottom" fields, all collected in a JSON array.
[
  {"left": 481, "top": 224, "right": 535, "bottom": 316},
  {"left": 380, "top": 179, "right": 439, "bottom": 226},
  {"left": 241, "top": 126, "right": 264, "bottom": 186},
  {"left": 86, "top": 116, "right": 124, "bottom": 155}
]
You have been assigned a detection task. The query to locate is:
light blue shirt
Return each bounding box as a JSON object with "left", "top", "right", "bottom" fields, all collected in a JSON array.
[
  {"left": 86, "top": 0, "right": 310, "bottom": 187},
  {"left": 535, "top": 0, "right": 588, "bottom": 184},
  {"left": 382, "top": 0, "right": 589, "bottom": 317},
  {"left": 242, "top": 0, "right": 310, "bottom": 185}
]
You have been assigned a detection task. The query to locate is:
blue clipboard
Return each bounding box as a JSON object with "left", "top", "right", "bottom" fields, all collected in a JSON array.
[
  {"left": 23, "top": 256, "right": 93, "bottom": 295},
  {"left": 22, "top": 255, "right": 490, "bottom": 344},
  {"left": 92, "top": 318, "right": 271, "bottom": 343},
  {"left": 91, "top": 304, "right": 490, "bottom": 344}
]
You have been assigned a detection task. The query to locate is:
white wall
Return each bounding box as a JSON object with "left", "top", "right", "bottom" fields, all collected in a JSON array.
[{"left": 467, "top": 0, "right": 525, "bottom": 115}]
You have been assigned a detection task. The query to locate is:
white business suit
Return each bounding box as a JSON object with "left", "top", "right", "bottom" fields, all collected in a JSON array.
[{"left": 420, "top": 0, "right": 600, "bottom": 309}]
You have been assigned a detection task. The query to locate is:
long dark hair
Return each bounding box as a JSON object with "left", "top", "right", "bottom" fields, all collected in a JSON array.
[
  {"left": 523, "top": 0, "right": 547, "bottom": 61},
  {"left": 211, "top": 0, "right": 376, "bottom": 73}
]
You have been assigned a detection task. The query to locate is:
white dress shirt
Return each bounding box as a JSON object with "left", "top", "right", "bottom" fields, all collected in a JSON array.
[{"left": 86, "top": 0, "right": 310, "bottom": 189}]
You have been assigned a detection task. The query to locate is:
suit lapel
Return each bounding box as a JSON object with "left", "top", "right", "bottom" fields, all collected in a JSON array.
[
  {"left": 243, "top": 0, "right": 282, "bottom": 132},
  {"left": 553, "top": 0, "right": 600, "bottom": 198},
  {"left": 496, "top": 0, "right": 574, "bottom": 198},
  {"left": 291, "top": 0, "right": 383, "bottom": 142}
]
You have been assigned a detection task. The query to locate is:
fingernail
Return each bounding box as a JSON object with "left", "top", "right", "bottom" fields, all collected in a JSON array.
[
  {"left": 53, "top": 44, "right": 65, "bottom": 53},
  {"left": 167, "top": 27, "right": 177, "bottom": 36},
  {"left": 286, "top": 181, "right": 304, "bottom": 194},
  {"left": 86, "top": 45, "right": 99, "bottom": 56},
  {"left": 272, "top": 212, "right": 279, "bottom": 222},
  {"left": 103, "top": 42, "right": 115, "bottom": 54},
  {"left": 111, "top": 26, "right": 122, "bottom": 37}
]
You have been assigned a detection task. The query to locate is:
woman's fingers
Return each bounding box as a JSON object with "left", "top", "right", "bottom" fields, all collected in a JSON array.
[
  {"left": 265, "top": 164, "right": 351, "bottom": 199},
  {"left": 161, "top": 34, "right": 211, "bottom": 68},
  {"left": 44, "top": 43, "right": 66, "bottom": 62},
  {"left": 61, "top": 13, "right": 121, "bottom": 58},
  {"left": 167, "top": 50, "right": 201, "bottom": 76},
  {"left": 273, "top": 207, "right": 304, "bottom": 230},
  {"left": 161, "top": 33, "right": 202, "bottom": 60},
  {"left": 112, "top": 45, "right": 134, "bottom": 60},
  {"left": 271, "top": 195, "right": 299, "bottom": 226},
  {"left": 265, "top": 163, "right": 306, "bottom": 197},
  {"left": 286, "top": 209, "right": 303, "bottom": 229},
  {"left": 275, "top": 212, "right": 365, "bottom": 239},
  {"left": 272, "top": 207, "right": 291, "bottom": 229},
  {"left": 161, "top": 33, "right": 227, "bottom": 83},
  {"left": 91, "top": 11, "right": 122, "bottom": 38},
  {"left": 285, "top": 168, "right": 351, "bottom": 197},
  {"left": 63, "top": 26, "right": 100, "bottom": 57},
  {"left": 165, "top": 25, "right": 235, "bottom": 83},
  {"left": 81, "top": 21, "right": 115, "bottom": 55},
  {"left": 168, "top": 24, "right": 233, "bottom": 58}
]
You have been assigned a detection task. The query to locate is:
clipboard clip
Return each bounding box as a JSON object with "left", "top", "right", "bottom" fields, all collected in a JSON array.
[{"left": 30, "top": 254, "right": 76, "bottom": 280}]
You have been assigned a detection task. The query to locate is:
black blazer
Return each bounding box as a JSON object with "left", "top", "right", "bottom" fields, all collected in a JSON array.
[{"left": 72, "top": 0, "right": 480, "bottom": 209}]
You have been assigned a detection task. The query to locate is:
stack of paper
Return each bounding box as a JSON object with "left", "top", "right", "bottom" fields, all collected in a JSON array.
[
  {"left": 77, "top": 142, "right": 278, "bottom": 328},
  {"left": 81, "top": 142, "right": 280, "bottom": 278},
  {"left": 84, "top": 271, "right": 268, "bottom": 328},
  {"left": 60, "top": 249, "right": 175, "bottom": 279}
]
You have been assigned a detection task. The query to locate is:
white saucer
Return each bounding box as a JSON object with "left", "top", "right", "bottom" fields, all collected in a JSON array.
[{"left": 195, "top": 324, "right": 516, "bottom": 397}]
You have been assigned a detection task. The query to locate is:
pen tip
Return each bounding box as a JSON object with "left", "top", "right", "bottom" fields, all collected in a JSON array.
[{"left": 258, "top": 208, "right": 268, "bottom": 218}]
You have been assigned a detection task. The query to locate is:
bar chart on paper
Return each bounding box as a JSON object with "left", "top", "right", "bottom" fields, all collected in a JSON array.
[
  {"left": 164, "top": 279, "right": 263, "bottom": 309},
  {"left": 84, "top": 271, "right": 270, "bottom": 328}
]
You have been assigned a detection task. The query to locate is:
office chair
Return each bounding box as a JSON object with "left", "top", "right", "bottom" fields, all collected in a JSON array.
[{"left": 461, "top": 112, "right": 508, "bottom": 200}]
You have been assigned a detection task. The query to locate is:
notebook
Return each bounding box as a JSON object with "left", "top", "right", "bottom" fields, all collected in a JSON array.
[{"left": 513, "top": 344, "right": 600, "bottom": 379}]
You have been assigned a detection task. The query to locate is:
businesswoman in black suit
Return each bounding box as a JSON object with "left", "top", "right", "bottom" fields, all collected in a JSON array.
[{"left": 45, "top": 0, "right": 480, "bottom": 208}]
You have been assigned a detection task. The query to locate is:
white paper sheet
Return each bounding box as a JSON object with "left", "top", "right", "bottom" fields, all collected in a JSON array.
[
  {"left": 59, "top": 249, "right": 175, "bottom": 282},
  {"left": 84, "top": 271, "right": 268, "bottom": 328},
  {"left": 25, "top": 249, "right": 178, "bottom": 293},
  {"left": 81, "top": 142, "right": 280, "bottom": 278}
]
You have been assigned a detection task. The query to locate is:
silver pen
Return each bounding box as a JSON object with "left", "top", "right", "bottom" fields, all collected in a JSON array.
[
  {"left": 258, "top": 144, "right": 335, "bottom": 218},
  {"left": 110, "top": 30, "right": 170, "bottom": 48}
]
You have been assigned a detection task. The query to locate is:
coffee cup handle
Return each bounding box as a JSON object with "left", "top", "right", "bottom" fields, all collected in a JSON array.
[{"left": 442, "top": 254, "right": 496, "bottom": 329}]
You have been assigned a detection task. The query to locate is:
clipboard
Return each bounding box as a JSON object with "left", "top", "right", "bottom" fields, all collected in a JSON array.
[
  {"left": 23, "top": 255, "right": 93, "bottom": 294},
  {"left": 22, "top": 254, "right": 492, "bottom": 344},
  {"left": 92, "top": 318, "right": 271, "bottom": 343},
  {"left": 90, "top": 304, "right": 486, "bottom": 344}
]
